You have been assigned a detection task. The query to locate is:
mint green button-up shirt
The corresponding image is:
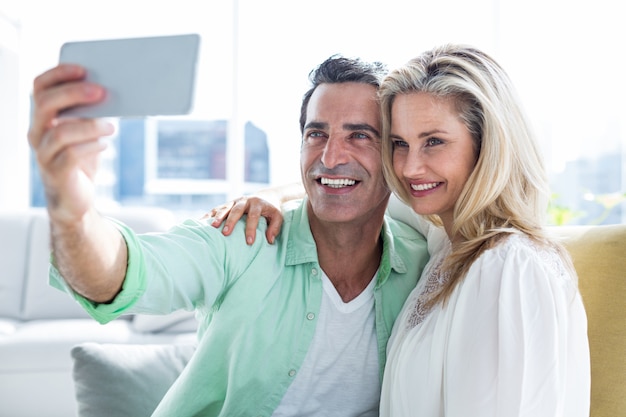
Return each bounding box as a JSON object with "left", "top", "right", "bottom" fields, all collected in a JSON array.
[{"left": 51, "top": 199, "right": 429, "bottom": 416}]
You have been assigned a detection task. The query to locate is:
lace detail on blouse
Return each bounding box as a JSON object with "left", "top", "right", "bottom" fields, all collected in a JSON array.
[
  {"left": 406, "top": 244, "right": 451, "bottom": 329},
  {"left": 528, "top": 237, "right": 569, "bottom": 281},
  {"left": 404, "top": 234, "right": 570, "bottom": 331}
]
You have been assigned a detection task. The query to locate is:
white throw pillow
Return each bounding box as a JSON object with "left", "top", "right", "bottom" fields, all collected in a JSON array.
[{"left": 71, "top": 342, "right": 196, "bottom": 417}]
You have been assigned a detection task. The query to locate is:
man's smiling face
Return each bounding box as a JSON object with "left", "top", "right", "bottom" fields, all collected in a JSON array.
[{"left": 300, "top": 82, "right": 390, "bottom": 225}]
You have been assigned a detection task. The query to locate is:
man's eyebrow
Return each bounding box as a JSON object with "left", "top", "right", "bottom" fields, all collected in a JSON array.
[
  {"left": 303, "top": 121, "right": 380, "bottom": 138},
  {"left": 344, "top": 123, "right": 380, "bottom": 138},
  {"left": 303, "top": 121, "right": 328, "bottom": 130}
]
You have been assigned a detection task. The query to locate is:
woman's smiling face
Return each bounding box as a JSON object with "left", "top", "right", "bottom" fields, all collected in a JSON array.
[{"left": 390, "top": 92, "right": 478, "bottom": 232}]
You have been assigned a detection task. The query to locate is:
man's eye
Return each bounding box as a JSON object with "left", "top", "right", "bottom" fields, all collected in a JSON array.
[
  {"left": 352, "top": 132, "right": 369, "bottom": 139},
  {"left": 307, "top": 131, "right": 325, "bottom": 139}
]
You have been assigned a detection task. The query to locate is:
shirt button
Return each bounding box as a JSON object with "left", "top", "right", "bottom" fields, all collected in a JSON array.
[
  {"left": 306, "top": 312, "right": 315, "bottom": 320},
  {"left": 311, "top": 268, "right": 318, "bottom": 275},
  {"left": 288, "top": 369, "right": 296, "bottom": 377}
]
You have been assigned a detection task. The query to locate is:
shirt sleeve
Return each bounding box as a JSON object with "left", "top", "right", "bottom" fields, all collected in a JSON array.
[
  {"left": 48, "top": 218, "right": 150, "bottom": 324},
  {"left": 50, "top": 216, "right": 269, "bottom": 324},
  {"left": 442, "top": 238, "right": 588, "bottom": 416}
]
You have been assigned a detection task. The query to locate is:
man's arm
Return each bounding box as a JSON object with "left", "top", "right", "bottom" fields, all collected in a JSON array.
[
  {"left": 50, "top": 207, "right": 127, "bottom": 303},
  {"left": 28, "top": 64, "right": 126, "bottom": 303}
]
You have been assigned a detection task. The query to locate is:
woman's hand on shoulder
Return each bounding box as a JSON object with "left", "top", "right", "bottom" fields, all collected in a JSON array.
[{"left": 204, "top": 196, "right": 284, "bottom": 245}]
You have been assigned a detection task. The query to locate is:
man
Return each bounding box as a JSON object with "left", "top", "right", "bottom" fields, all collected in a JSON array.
[{"left": 28, "top": 55, "right": 429, "bottom": 416}]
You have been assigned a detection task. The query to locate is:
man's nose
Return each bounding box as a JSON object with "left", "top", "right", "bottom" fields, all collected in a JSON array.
[{"left": 320, "top": 137, "right": 349, "bottom": 169}]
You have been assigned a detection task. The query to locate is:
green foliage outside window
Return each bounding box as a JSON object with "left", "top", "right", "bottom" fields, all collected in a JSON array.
[{"left": 548, "top": 192, "right": 626, "bottom": 226}]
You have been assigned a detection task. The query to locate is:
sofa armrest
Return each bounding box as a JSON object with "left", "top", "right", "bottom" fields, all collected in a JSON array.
[{"left": 550, "top": 224, "right": 626, "bottom": 417}]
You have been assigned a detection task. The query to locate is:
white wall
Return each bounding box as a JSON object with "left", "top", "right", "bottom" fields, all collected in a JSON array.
[{"left": 0, "top": 11, "right": 29, "bottom": 210}]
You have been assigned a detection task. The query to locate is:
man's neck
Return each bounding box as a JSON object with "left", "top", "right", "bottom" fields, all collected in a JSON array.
[{"left": 309, "top": 214, "right": 385, "bottom": 303}]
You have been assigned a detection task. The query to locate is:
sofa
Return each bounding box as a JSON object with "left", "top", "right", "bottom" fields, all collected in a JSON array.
[
  {"left": 551, "top": 224, "right": 626, "bottom": 417},
  {"left": 2, "top": 207, "right": 624, "bottom": 417},
  {"left": 68, "top": 223, "right": 626, "bottom": 417},
  {"left": 0, "top": 207, "right": 198, "bottom": 417}
]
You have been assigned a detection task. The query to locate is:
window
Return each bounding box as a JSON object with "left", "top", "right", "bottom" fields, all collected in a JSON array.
[{"left": 114, "top": 118, "right": 269, "bottom": 214}]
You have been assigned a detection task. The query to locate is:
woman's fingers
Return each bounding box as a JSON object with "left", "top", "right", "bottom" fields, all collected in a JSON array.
[
  {"left": 205, "top": 196, "right": 284, "bottom": 245},
  {"left": 205, "top": 200, "right": 236, "bottom": 225},
  {"left": 264, "top": 210, "right": 284, "bottom": 245}
]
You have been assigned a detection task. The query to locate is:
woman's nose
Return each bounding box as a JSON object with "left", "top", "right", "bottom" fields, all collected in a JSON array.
[{"left": 399, "top": 148, "right": 427, "bottom": 178}]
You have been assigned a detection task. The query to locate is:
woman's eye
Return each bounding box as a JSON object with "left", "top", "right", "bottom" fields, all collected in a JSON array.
[
  {"left": 425, "top": 138, "right": 443, "bottom": 147},
  {"left": 392, "top": 139, "right": 408, "bottom": 149}
]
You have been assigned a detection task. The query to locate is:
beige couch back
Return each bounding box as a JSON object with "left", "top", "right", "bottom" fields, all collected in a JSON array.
[{"left": 552, "top": 224, "right": 626, "bottom": 417}]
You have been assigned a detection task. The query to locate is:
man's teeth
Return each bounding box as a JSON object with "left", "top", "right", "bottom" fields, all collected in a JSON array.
[
  {"left": 320, "top": 178, "right": 356, "bottom": 188},
  {"left": 411, "top": 182, "right": 439, "bottom": 191}
]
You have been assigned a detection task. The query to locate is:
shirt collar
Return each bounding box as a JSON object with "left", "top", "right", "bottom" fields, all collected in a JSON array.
[
  {"left": 283, "top": 197, "right": 409, "bottom": 284},
  {"left": 377, "top": 215, "right": 408, "bottom": 287},
  {"left": 283, "top": 197, "right": 319, "bottom": 266}
]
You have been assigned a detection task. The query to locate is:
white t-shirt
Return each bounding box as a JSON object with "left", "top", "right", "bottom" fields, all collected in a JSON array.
[
  {"left": 273, "top": 269, "right": 380, "bottom": 417},
  {"left": 380, "top": 195, "right": 590, "bottom": 417}
]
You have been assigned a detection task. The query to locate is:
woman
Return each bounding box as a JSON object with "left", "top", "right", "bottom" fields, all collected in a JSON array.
[
  {"left": 376, "top": 44, "right": 589, "bottom": 416},
  {"left": 210, "top": 44, "right": 591, "bottom": 416}
]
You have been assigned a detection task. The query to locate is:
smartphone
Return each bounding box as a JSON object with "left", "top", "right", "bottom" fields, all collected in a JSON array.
[{"left": 59, "top": 33, "right": 200, "bottom": 118}]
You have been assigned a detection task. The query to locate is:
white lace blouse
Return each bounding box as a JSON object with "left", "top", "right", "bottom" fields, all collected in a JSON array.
[{"left": 381, "top": 195, "right": 590, "bottom": 417}]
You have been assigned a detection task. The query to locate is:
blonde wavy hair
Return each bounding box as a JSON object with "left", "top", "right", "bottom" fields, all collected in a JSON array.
[{"left": 379, "top": 44, "right": 574, "bottom": 304}]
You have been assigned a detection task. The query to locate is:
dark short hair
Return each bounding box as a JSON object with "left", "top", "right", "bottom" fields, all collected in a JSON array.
[{"left": 299, "top": 54, "right": 388, "bottom": 133}]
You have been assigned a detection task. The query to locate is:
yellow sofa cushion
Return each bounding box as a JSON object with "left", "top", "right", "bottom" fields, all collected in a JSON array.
[{"left": 551, "top": 224, "right": 626, "bottom": 417}]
